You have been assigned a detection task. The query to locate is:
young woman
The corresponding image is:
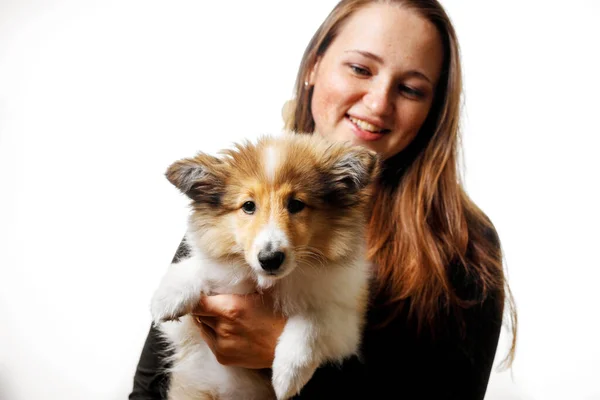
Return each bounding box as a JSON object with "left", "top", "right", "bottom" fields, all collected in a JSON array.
[{"left": 130, "top": 1, "right": 517, "bottom": 399}]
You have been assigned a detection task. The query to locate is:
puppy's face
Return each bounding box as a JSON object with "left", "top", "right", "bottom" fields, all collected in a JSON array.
[
  {"left": 166, "top": 134, "right": 378, "bottom": 287},
  {"left": 228, "top": 176, "right": 314, "bottom": 281}
]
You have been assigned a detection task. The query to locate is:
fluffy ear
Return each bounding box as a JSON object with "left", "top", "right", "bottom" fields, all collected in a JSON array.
[
  {"left": 165, "top": 153, "right": 227, "bottom": 206},
  {"left": 324, "top": 146, "right": 379, "bottom": 206}
]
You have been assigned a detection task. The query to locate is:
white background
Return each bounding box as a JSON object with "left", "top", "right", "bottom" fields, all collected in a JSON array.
[{"left": 1, "top": 1, "right": 599, "bottom": 399}]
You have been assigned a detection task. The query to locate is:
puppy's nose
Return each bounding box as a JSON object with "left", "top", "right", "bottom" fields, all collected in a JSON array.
[{"left": 258, "top": 250, "right": 286, "bottom": 272}]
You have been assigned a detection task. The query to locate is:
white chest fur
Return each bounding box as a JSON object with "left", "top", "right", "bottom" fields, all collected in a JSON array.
[{"left": 151, "top": 232, "right": 370, "bottom": 400}]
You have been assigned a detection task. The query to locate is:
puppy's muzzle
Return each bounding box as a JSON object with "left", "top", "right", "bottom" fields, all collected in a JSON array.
[{"left": 258, "top": 250, "right": 285, "bottom": 273}]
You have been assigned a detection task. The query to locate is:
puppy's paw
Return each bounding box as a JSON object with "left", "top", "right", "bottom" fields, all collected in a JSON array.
[
  {"left": 150, "top": 287, "right": 191, "bottom": 324},
  {"left": 272, "top": 363, "right": 317, "bottom": 400}
]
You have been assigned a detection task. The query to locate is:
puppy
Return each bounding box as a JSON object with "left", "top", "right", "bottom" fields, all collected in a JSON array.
[{"left": 151, "top": 133, "right": 378, "bottom": 400}]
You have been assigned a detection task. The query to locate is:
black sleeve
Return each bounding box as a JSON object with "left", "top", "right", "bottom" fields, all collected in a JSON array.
[
  {"left": 130, "top": 236, "right": 189, "bottom": 399},
  {"left": 413, "top": 293, "right": 503, "bottom": 400},
  {"left": 290, "top": 355, "right": 368, "bottom": 399},
  {"left": 129, "top": 325, "right": 172, "bottom": 400}
]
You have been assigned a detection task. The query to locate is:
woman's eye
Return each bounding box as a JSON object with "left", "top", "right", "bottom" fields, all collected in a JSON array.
[
  {"left": 242, "top": 201, "right": 256, "bottom": 214},
  {"left": 287, "top": 199, "right": 306, "bottom": 214},
  {"left": 349, "top": 64, "right": 370, "bottom": 76},
  {"left": 398, "top": 85, "right": 424, "bottom": 99}
]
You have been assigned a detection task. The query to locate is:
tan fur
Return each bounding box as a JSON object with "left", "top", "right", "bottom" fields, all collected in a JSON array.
[{"left": 165, "top": 133, "right": 378, "bottom": 271}]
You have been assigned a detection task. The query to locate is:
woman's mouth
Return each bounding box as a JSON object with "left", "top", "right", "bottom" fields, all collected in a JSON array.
[{"left": 346, "top": 115, "right": 390, "bottom": 141}]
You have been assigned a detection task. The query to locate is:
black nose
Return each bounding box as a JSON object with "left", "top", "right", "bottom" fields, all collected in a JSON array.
[{"left": 258, "top": 250, "right": 286, "bottom": 272}]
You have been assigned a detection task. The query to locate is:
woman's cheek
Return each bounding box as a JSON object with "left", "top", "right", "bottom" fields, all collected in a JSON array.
[{"left": 312, "top": 72, "right": 355, "bottom": 134}]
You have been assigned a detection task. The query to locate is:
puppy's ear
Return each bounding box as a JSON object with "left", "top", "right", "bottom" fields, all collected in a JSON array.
[
  {"left": 324, "top": 145, "right": 379, "bottom": 206},
  {"left": 165, "top": 153, "right": 228, "bottom": 206}
]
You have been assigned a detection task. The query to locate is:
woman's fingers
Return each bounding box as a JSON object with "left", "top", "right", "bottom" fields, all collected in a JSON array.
[
  {"left": 193, "top": 294, "right": 257, "bottom": 319},
  {"left": 191, "top": 296, "right": 221, "bottom": 317},
  {"left": 196, "top": 317, "right": 217, "bottom": 344},
  {"left": 187, "top": 291, "right": 285, "bottom": 369},
  {"left": 192, "top": 314, "right": 218, "bottom": 330}
]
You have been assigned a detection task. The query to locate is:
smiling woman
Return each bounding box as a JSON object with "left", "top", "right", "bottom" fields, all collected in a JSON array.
[
  {"left": 307, "top": 3, "right": 443, "bottom": 159},
  {"left": 130, "top": 1, "right": 517, "bottom": 399}
]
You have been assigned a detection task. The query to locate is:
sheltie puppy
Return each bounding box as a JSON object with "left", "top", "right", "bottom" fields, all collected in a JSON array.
[{"left": 151, "top": 133, "right": 379, "bottom": 400}]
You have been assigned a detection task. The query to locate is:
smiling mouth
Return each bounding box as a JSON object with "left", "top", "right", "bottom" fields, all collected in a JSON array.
[{"left": 347, "top": 115, "right": 390, "bottom": 134}]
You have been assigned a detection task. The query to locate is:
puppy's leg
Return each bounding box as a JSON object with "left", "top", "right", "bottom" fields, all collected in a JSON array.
[
  {"left": 271, "top": 304, "right": 364, "bottom": 400},
  {"left": 151, "top": 255, "right": 208, "bottom": 324},
  {"left": 271, "top": 314, "right": 322, "bottom": 400}
]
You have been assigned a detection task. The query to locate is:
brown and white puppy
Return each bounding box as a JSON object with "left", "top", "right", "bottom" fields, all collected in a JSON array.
[{"left": 151, "top": 132, "right": 378, "bottom": 400}]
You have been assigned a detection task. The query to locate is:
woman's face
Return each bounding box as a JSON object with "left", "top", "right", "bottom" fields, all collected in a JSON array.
[{"left": 309, "top": 4, "right": 444, "bottom": 159}]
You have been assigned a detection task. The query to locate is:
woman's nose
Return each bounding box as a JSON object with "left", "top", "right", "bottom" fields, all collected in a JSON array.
[{"left": 363, "top": 82, "right": 393, "bottom": 116}]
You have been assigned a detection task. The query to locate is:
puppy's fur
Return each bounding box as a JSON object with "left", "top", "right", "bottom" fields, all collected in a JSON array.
[{"left": 151, "top": 133, "right": 378, "bottom": 400}]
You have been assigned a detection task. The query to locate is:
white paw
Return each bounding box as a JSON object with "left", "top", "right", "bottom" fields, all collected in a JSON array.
[
  {"left": 272, "top": 363, "right": 318, "bottom": 400},
  {"left": 150, "top": 286, "right": 191, "bottom": 324}
]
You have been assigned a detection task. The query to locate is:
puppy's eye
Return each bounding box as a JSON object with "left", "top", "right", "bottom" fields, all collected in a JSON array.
[
  {"left": 287, "top": 199, "right": 305, "bottom": 214},
  {"left": 242, "top": 201, "right": 256, "bottom": 214}
]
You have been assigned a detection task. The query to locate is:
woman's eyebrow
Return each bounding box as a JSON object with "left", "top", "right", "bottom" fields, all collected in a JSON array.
[
  {"left": 404, "top": 70, "right": 433, "bottom": 84},
  {"left": 345, "top": 49, "right": 384, "bottom": 64},
  {"left": 345, "top": 49, "right": 433, "bottom": 84}
]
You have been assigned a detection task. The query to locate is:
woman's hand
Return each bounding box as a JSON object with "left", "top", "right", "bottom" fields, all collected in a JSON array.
[{"left": 191, "top": 292, "right": 287, "bottom": 369}]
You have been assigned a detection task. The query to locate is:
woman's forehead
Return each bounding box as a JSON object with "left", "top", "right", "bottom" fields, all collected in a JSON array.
[{"left": 328, "top": 3, "right": 443, "bottom": 83}]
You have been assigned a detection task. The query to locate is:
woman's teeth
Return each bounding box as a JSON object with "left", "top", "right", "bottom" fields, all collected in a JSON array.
[{"left": 349, "top": 116, "right": 385, "bottom": 133}]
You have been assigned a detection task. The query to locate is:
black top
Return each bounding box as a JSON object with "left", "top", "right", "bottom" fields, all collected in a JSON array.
[{"left": 129, "top": 275, "right": 503, "bottom": 400}]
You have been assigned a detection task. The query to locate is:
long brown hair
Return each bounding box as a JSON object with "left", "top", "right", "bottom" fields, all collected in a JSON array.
[{"left": 283, "top": 0, "right": 516, "bottom": 368}]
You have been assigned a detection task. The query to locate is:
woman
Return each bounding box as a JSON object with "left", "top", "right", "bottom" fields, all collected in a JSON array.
[{"left": 130, "top": 0, "right": 517, "bottom": 399}]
